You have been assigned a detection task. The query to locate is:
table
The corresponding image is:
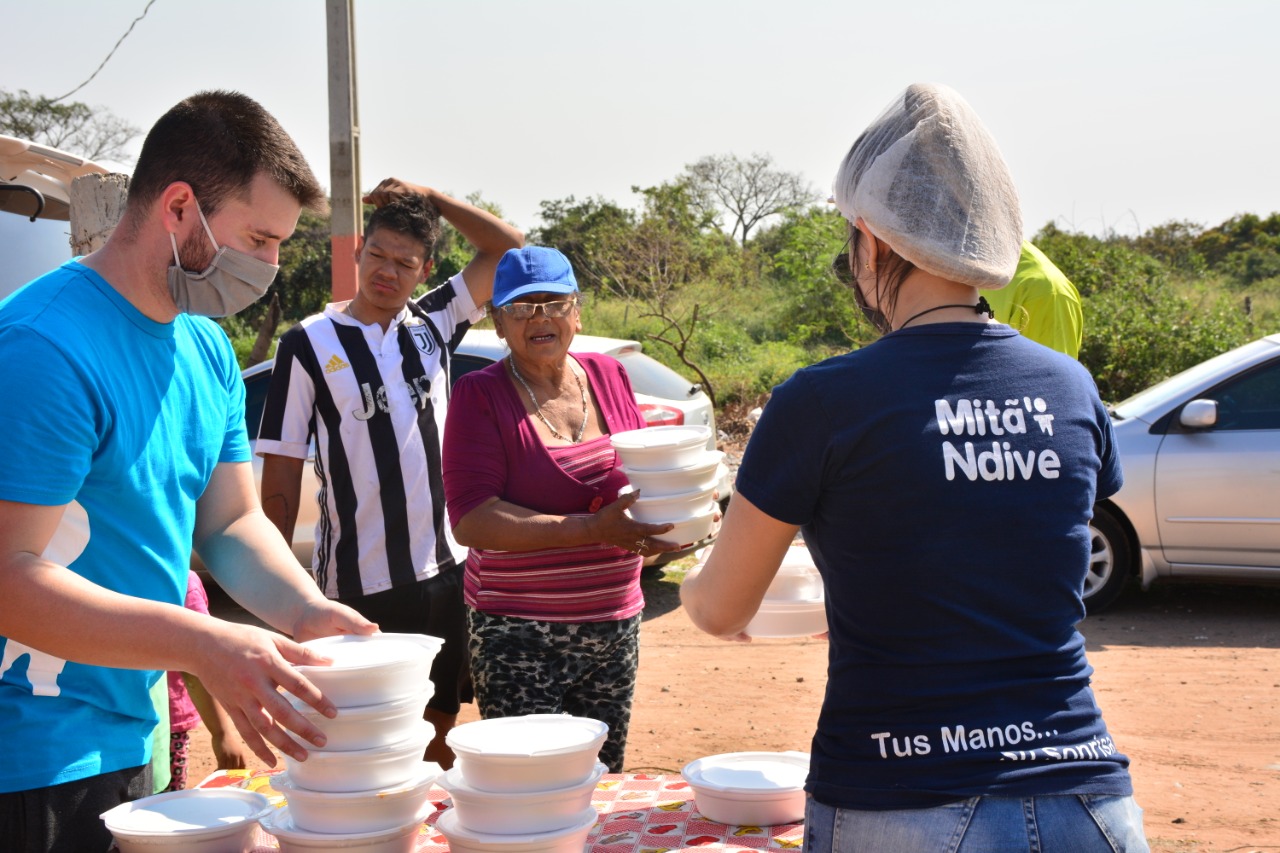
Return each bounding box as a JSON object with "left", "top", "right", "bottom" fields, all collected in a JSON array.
[{"left": 198, "top": 768, "right": 805, "bottom": 851}]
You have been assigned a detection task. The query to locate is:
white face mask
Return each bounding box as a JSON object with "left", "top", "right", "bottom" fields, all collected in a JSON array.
[{"left": 168, "top": 199, "right": 279, "bottom": 317}]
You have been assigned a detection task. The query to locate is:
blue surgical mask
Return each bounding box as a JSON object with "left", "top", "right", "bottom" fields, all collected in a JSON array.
[{"left": 168, "top": 199, "right": 279, "bottom": 317}]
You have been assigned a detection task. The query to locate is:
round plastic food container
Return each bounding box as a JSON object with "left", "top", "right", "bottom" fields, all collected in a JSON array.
[
  {"left": 446, "top": 714, "right": 608, "bottom": 793},
  {"left": 262, "top": 803, "right": 429, "bottom": 853},
  {"left": 288, "top": 687, "right": 434, "bottom": 752},
  {"left": 621, "top": 450, "right": 724, "bottom": 497},
  {"left": 438, "top": 761, "right": 605, "bottom": 835},
  {"left": 609, "top": 425, "right": 711, "bottom": 471},
  {"left": 283, "top": 720, "right": 433, "bottom": 793},
  {"left": 654, "top": 509, "right": 716, "bottom": 547},
  {"left": 762, "top": 547, "right": 824, "bottom": 601},
  {"left": 627, "top": 486, "right": 716, "bottom": 524},
  {"left": 744, "top": 598, "right": 828, "bottom": 638},
  {"left": 274, "top": 762, "right": 442, "bottom": 834},
  {"left": 433, "top": 805, "right": 597, "bottom": 853},
  {"left": 292, "top": 633, "right": 442, "bottom": 708},
  {"left": 681, "top": 751, "right": 810, "bottom": 826},
  {"left": 100, "top": 788, "right": 271, "bottom": 853}
]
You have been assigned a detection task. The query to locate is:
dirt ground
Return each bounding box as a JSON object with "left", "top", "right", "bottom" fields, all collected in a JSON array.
[{"left": 194, "top": 574, "right": 1280, "bottom": 852}]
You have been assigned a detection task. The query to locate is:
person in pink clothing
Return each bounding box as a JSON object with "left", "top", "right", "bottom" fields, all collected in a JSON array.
[
  {"left": 442, "top": 247, "right": 686, "bottom": 772},
  {"left": 163, "top": 573, "right": 253, "bottom": 791}
]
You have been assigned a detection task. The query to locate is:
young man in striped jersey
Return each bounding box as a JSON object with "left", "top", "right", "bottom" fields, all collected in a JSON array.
[{"left": 258, "top": 178, "right": 523, "bottom": 766}]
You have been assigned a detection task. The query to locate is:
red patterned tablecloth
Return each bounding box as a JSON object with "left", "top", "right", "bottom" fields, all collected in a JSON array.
[{"left": 198, "top": 768, "right": 805, "bottom": 851}]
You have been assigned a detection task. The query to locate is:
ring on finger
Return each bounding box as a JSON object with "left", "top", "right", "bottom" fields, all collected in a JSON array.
[{"left": 635, "top": 538, "right": 646, "bottom": 554}]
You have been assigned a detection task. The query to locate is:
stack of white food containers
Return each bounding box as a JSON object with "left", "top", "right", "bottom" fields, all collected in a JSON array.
[
  {"left": 434, "top": 714, "right": 607, "bottom": 853},
  {"left": 259, "top": 633, "right": 446, "bottom": 853},
  {"left": 610, "top": 425, "right": 724, "bottom": 545},
  {"left": 744, "top": 545, "right": 827, "bottom": 638}
]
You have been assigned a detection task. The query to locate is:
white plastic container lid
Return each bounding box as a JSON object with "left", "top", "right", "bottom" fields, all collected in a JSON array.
[
  {"left": 447, "top": 714, "right": 608, "bottom": 757},
  {"left": 439, "top": 761, "right": 606, "bottom": 799},
  {"left": 620, "top": 449, "right": 723, "bottom": 478},
  {"left": 681, "top": 751, "right": 810, "bottom": 794},
  {"left": 286, "top": 683, "right": 434, "bottom": 713},
  {"left": 275, "top": 761, "right": 443, "bottom": 799},
  {"left": 101, "top": 788, "right": 271, "bottom": 834},
  {"left": 609, "top": 425, "right": 710, "bottom": 451},
  {"left": 295, "top": 634, "right": 438, "bottom": 672}
]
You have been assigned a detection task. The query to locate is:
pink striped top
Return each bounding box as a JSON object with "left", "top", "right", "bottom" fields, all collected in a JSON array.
[{"left": 443, "top": 353, "right": 648, "bottom": 622}]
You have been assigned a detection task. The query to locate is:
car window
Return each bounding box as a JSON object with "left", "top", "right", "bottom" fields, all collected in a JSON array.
[
  {"left": 1199, "top": 357, "right": 1280, "bottom": 431},
  {"left": 451, "top": 352, "right": 495, "bottom": 385},
  {"left": 0, "top": 212, "right": 74, "bottom": 300},
  {"left": 243, "top": 367, "right": 270, "bottom": 441},
  {"left": 1112, "top": 338, "right": 1279, "bottom": 419},
  {"left": 614, "top": 351, "right": 699, "bottom": 399}
]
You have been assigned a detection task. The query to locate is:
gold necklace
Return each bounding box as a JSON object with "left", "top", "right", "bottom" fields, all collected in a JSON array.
[{"left": 508, "top": 357, "right": 588, "bottom": 443}]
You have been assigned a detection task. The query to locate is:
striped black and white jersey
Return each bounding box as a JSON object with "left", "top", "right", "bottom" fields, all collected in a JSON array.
[{"left": 257, "top": 275, "right": 483, "bottom": 599}]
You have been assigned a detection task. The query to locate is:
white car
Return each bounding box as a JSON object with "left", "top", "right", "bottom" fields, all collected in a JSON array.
[
  {"left": 1, "top": 135, "right": 108, "bottom": 300},
  {"left": 238, "top": 328, "right": 731, "bottom": 570},
  {"left": 1085, "top": 334, "right": 1280, "bottom": 612}
]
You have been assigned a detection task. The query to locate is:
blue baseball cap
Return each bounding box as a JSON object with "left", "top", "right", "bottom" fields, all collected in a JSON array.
[{"left": 491, "top": 246, "right": 579, "bottom": 307}]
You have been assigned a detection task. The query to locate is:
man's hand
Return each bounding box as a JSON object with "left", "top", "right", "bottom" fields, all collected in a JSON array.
[
  {"left": 362, "top": 177, "right": 431, "bottom": 209},
  {"left": 292, "top": 598, "right": 379, "bottom": 644},
  {"left": 186, "top": 620, "right": 350, "bottom": 767}
]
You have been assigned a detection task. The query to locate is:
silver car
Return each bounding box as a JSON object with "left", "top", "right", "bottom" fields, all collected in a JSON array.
[
  {"left": 236, "top": 327, "right": 729, "bottom": 571},
  {"left": 1086, "top": 333, "right": 1280, "bottom": 612}
]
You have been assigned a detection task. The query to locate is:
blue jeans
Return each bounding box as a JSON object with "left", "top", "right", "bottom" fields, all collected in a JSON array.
[{"left": 805, "top": 794, "right": 1149, "bottom": 853}]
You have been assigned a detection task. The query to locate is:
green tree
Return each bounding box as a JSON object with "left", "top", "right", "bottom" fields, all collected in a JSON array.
[
  {"left": 1130, "top": 219, "right": 1207, "bottom": 276},
  {"left": 1031, "top": 223, "right": 1166, "bottom": 297},
  {"left": 0, "top": 88, "right": 138, "bottom": 162},
  {"left": 529, "top": 196, "right": 637, "bottom": 296},
  {"left": 683, "top": 153, "right": 817, "bottom": 247},
  {"left": 753, "top": 206, "right": 858, "bottom": 347}
]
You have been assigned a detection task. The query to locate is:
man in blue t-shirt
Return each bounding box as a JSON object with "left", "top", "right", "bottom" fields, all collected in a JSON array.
[{"left": 0, "top": 91, "right": 375, "bottom": 852}]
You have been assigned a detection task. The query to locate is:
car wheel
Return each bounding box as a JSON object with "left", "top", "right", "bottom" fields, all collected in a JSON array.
[{"left": 1084, "top": 505, "right": 1133, "bottom": 614}]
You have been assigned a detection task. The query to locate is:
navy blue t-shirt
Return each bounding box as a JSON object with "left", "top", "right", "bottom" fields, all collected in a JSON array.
[{"left": 737, "top": 322, "right": 1132, "bottom": 809}]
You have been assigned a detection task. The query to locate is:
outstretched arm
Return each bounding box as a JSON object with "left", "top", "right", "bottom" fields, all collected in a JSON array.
[
  {"left": 0, "top": 496, "right": 368, "bottom": 767},
  {"left": 363, "top": 178, "right": 524, "bottom": 305},
  {"left": 680, "top": 493, "right": 799, "bottom": 638}
]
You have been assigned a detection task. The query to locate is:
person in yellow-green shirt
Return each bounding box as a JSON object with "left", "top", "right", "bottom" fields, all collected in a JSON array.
[{"left": 985, "top": 241, "right": 1083, "bottom": 357}]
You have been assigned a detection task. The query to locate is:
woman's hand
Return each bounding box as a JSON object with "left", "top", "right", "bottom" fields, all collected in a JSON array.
[{"left": 587, "top": 490, "right": 679, "bottom": 557}]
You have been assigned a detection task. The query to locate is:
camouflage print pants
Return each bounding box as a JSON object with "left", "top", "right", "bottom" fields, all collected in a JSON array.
[{"left": 466, "top": 608, "right": 640, "bottom": 773}]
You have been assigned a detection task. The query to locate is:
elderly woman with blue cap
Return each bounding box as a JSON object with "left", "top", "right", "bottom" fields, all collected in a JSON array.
[
  {"left": 441, "top": 246, "right": 681, "bottom": 772},
  {"left": 681, "top": 85, "right": 1149, "bottom": 851}
]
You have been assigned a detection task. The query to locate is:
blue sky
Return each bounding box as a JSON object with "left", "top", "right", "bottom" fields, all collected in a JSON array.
[{"left": 3, "top": 0, "right": 1277, "bottom": 238}]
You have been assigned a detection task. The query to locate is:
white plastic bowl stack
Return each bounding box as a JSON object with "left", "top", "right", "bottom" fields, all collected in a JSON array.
[
  {"left": 272, "top": 633, "right": 446, "bottom": 850},
  {"left": 611, "top": 425, "right": 722, "bottom": 544},
  {"left": 745, "top": 545, "right": 828, "bottom": 638},
  {"left": 681, "top": 751, "right": 811, "bottom": 826},
  {"left": 436, "top": 714, "right": 608, "bottom": 851}
]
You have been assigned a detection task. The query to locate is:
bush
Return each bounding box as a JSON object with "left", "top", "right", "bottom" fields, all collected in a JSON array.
[{"left": 1080, "top": 276, "right": 1254, "bottom": 402}]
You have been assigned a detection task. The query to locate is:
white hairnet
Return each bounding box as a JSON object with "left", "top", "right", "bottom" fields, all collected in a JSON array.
[{"left": 832, "top": 84, "right": 1023, "bottom": 289}]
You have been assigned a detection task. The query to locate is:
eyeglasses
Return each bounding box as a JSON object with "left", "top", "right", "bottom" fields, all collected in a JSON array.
[{"left": 497, "top": 297, "right": 580, "bottom": 320}]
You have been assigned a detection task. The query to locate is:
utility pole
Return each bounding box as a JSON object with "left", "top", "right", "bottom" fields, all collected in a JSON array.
[{"left": 326, "top": 0, "right": 361, "bottom": 301}]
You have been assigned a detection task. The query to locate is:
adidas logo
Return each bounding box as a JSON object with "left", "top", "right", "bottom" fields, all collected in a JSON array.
[{"left": 324, "top": 354, "right": 350, "bottom": 374}]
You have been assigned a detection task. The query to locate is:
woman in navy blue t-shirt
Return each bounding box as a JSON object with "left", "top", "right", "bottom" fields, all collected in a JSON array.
[{"left": 681, "top": 84, "right": 1149, "bottom": 852}]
